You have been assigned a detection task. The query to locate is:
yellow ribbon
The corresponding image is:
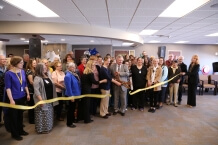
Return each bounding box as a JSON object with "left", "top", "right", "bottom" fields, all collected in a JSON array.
[
  {"left": 0, "top": 94, "right": 110, "bottom": 110},
  {"left": 129, "top": 74, "right": 180, "bottom": 95},
  {"left": 0, "top": 74, "right": 180, "bottom": 110}
]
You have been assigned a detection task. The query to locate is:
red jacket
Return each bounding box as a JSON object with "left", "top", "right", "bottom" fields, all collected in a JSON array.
[{"left": 78, "top": 64, "right": 85, "bottom": 77}]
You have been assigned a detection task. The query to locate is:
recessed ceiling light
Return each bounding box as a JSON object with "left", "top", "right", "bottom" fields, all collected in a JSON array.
[
  {"left": 122, "top": 42, "right": 133, "bottom": 46},
  {"left": 90, "top": 40, "right": 94, "bottom": 43},
  {"left": 175, "top": 41, "right": 189, "bottom": 43},
  {"left": 205, "top": 33, "right": 218, "bottom": 37},
  {"left": 159, "top": 0, "right": 210, "bottom": 18},
  {"left": 139, "top": 29, "right": 158, "bottom": 35},
  {"left": 148, "top": 40, "right": 160, "bottom": 43},
  {"left": 4, "top": 0, "right": 59, "bottom": 17},
  {"left": 0, "top": 5, "right": 4, "bottom": 9},
  {"left": 61, "top": 39, "right": 65, "bottom": 41},
  {"left": 20, "top": 38, "right": 25, "bottom": 40}
]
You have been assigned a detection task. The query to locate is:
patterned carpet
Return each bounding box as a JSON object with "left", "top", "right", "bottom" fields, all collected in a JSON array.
[{"left": 0, "top": 93, "right": 218, "bottom": 145}]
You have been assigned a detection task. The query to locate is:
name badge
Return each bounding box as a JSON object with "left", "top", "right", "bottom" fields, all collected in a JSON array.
[
  {"left": 45, "top": 80, "right": 49, "bottom": 84},
  {"left": 21, "top": 87, "right": 23, "bottom": 92}
]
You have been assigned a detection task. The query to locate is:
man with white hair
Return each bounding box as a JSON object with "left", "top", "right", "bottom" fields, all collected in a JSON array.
[
  {"left": 0, "top": 55, "right": 7, "bottom": 125},
  {"left": 23, "top": 53, "right": 29, "bottom": 69},
  {"left": 178, "top": 56, "right": 187, "bottom": 105},
  {"left": 165, "top": 54, "right": 174, "bottom": 67},
  {"left": 110, "top": 55, "right": 129, "bottom": 116}
]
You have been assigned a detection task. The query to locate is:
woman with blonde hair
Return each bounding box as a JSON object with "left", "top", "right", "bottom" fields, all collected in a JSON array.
[
  {"left": 185, "top": 55, "right": 200, "bottom": 107},
  {"left": 81, "top": 60, "right": 107, "bottom": 123},
  {"left": 51, "top": 62, "right": 65, "bottom": 121},
  {"left": 89, "top": 55, "right": 101, "bottom": 116}
]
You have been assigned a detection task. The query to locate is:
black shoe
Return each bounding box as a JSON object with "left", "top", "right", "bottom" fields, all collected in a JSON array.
[
  {"left": 20, "top": 131, "right": 29, "bottom": 136},
  {"left": 158, "top": 106, "right": 163, "bottom": 109},
  {"left": 178, "top": 101, "right": 181, "bottom": 105},
  {"left": 67, "top": 124, "right": 76, "bottom": 128},
  {"left": 101, "top": 115, "right": 108, "bottom": 119},
  {"left": 106, "top": 113, "right": 111, "bottom": 116},
  {"left": 148, "top": 108, "right": 153, "bottom": 112},
  {"left": 74, "top": 119, "right": 78, "bottom": 123},
  {"left": 151, "top": 109, "right": 156, "bottom": 113},
  {"left": 120, "top": 112, "right": 125, "bottom": 116},
  {"left": 131, "top": 107, "right": 136, "bottom": 110},
  {"left": 113, "top": 112, "right": 118, "bottom": 115},
  {"left": 12, "top": 136, "right": 23, "bottom": 141},
  {"left": 29, "top": 121, "right": 35, "bottom": 124},
  {"left": 84, "top": 120, "right": 94, "bottom": 124}
]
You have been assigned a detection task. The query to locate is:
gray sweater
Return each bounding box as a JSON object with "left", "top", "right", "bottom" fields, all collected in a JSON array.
[{"left": 33, "top": 76, "right": 58, "bottom": 110}]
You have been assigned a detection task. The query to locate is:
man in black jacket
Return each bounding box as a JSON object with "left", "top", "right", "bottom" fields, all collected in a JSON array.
[
  {"left": 0, "top": 55, "right": 7, "bottom": 126},
  {"left": 178, "top": 56, "right": 187, "bottom": 105}
]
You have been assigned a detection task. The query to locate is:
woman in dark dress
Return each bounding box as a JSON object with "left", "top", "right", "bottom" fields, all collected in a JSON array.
[
  {"left": 26, "top": 59, "right": 37, "bottom": 124},
  {"left": 186, "top": 55, "right": 200, "bottom": 107},
  {"left": 81, "top": 60, "right": 107, "bottom": 123},
  {"left": 131, "top": 57, "right": 147, "bottom": 111}
]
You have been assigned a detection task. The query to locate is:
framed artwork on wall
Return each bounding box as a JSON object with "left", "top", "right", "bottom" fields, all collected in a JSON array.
[
  {"left": 114, "top": 50, "right": 129, "bottom": 58},
  {"left": 168, "top": 50, "right": 182, "bottom": 60},
  {"left": 129, "top": 50, "right": 135, "bottom": 56}
]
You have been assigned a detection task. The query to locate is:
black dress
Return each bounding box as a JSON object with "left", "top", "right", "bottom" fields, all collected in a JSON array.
[
  {"left": 187, "top": 64, "right": 200, "bottom": 106},
  {"left": 81, "top": 73, "right": 99, "bottom": 123},
  {"left": 131, "top": 65, "right": 147, "bottom": 109},
  {"left": 35, "top": 78, "right": 53, "bottom": 133},
  {"left": 26, "top": 69, "right": 35, "bottom": 124}
]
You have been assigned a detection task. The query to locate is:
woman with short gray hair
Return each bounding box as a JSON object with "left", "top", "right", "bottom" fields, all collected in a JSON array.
[{"left": 64, "top": 62, "right": 81, "bottom": 128}]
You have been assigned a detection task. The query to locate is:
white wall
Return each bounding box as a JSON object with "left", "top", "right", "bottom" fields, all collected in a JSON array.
[
  {"left": 135, "top": 43, "right": 218, "bottom": 74},
  {"left": 0, "top": 41, "right": 6, "bottom": 56},
  {"left": 66, "top": 44, "right": 72, "bottom": 53}
]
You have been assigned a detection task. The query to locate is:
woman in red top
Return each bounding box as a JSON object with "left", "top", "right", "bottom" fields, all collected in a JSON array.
[{"left": 77, "top": 56, "right": 87, "bottom": 77}]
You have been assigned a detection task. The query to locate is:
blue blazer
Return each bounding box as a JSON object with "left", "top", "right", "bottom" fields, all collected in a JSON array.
[{"left": 64, "top": 71, "right": 81, "bottom": 97}]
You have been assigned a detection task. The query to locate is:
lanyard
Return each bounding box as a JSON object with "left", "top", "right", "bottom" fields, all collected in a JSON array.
[{"left": 14, "top": 69, "right": 22, "bottom": 85}]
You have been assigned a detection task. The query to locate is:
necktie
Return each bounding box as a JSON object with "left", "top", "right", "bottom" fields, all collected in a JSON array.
[{"left": 118, "top": 65, "right": 120, "bottom": 72}]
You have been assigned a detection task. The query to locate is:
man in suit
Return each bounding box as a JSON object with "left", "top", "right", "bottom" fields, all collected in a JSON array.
[
  {"left": 0, "top": 55, "right": 7, "bottom": 126},
  {"left": 165, "top": 54, "right": 174, "bottom": 67},
  {"left": 110, "top": 55, "right": 129, "bottom": 116},
  {"left": 177, "top": 56, "right": 187, "bottom": 105}
]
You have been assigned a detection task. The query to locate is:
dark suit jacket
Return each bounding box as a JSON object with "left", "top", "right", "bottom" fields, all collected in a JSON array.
[
  {"left": 178, "top": 62, "right": 187, "bottom": 84},
  {"left": 187, "top": 64, "right": 200, "bottom": 85},
  {"left": 110, "top": 63, "right": 129, "bottom": 91},
  {"left": 168, "top": 67, "right": 181, "bottom": 83}
]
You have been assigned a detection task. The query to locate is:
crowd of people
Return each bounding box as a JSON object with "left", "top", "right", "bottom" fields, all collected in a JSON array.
[{"left": 0, "top": 51, "right": 200, "bottom": 141}]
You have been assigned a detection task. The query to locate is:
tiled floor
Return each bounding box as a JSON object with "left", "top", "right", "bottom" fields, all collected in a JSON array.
[{"left": 0, "top": 93, "right": 218, "bottom": 145}]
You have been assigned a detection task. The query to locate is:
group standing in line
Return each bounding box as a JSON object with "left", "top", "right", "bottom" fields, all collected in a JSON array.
[{"left": 0, "top": 51, "right": 200, "bottom": 141}]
